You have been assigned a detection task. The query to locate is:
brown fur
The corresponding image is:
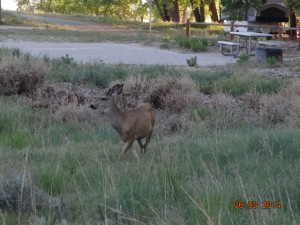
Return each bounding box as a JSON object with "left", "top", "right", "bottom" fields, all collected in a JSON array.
[{"left": 90, "top": 84, "right": 155, "bottom": 157}]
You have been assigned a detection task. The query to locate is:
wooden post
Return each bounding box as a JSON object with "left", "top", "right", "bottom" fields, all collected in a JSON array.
[
  {"left": 279, "top": 27, "right": 283, "bottom": 40},
  {"left": 230, "top": 21, "right": 234, "bottom": 40},
  {"left": 186, "top": 18, "right": 190, "bottom": 37},
  {"left": 298, "top": 27, "right": 300, "bottom": 49}
]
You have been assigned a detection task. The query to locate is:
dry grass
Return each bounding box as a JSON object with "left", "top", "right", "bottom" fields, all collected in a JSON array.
[
  {"left": 113, "top": 75, "right": 200, "bottom": 112},
  {"left": 260, "top": 81, "right": 300, "bottom": 127},
  {"left": 0, "top": 55, "right": 48, "bottom": 96}
]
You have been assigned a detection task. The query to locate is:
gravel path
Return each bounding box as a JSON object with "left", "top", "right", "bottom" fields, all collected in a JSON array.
[
  {"left": 0, "top": 15, "right": 237, "bottom": 66},
  {"left": 0, "top": 40, "right": 237, "bottom": 66}
]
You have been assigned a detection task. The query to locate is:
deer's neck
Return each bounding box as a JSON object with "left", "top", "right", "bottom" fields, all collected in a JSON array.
[{"left": 107, "top": 98, "right": 124, "bottom": 134}]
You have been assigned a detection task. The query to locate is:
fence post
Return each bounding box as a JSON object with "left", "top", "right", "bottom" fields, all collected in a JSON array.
[
  {"left": 230, "top": 21, "right": 234, "bottom": 40},
  {"left": 186, "top": 18, "right": 190, "bottom": 37}
]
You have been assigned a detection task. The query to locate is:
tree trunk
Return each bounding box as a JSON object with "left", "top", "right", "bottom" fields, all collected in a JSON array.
[
  {"left": 190, "top": 0, "right": 201, "bottom": 22},
  {"left": 154, "top": 0, "right": 165, "bottom": 21},
  {"left": 289, "top": 7, "right": 297, "bottom": 40},
  {"left": 182, "top": 6, "right": 187, "bottom": 23},
  {"left": 209, "top": 0, "right": 219, "bottom": 22},
  {"left": 171, "top": 0, "right": 180, "bottom": 22},
  {"left": 200, "top": 0, "right": 205, "bottom": 22}
]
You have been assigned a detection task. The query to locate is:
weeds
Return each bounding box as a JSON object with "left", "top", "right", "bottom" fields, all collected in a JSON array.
[
  {"left": 186, "top": 56, "right": 198, "bottom": 67},
  {"left": 0, "top": 53, "right": 48, "bottom": 96},
  {"left": 267, "top": 56, "right": 280, "bottom": 67},
  {"left": 237, "top": 53, "right": 249, "bottom": 64},
  {"left": 214, "top": 74, "right": 283, "bottom": 96},
  {"left": 176, "top": 36, "right": 208, "bottom": 52}
]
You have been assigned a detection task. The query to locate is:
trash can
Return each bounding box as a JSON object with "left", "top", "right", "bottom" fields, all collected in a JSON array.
[{"left": 256, "top": 48, "right": 283, "bottom": 63}]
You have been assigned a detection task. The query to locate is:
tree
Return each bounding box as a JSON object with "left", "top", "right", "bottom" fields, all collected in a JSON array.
[
  {"left": 171, "top": 0, "right": 180, "bottom": 22},
  {"left": 221, "top": 0, "right": 266, "bottom": 21},
  {"left": 190, "top": 0, "right": 205, "bottom": 22},
  {"left": 209, "top": 0, "right": 218, "bottom": 22}
]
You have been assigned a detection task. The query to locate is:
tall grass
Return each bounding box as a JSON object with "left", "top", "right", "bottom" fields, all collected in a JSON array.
[
  {"left": 0, "top": 48, "right": 299, "bottom": 224},
  {"left": 1, "top": 107, "right": 299, "bottom": 224}
]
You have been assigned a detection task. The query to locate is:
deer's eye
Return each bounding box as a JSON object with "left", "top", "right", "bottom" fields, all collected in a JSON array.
[{"left": 101, "top": 97, "right": 107, "bottom": 101}]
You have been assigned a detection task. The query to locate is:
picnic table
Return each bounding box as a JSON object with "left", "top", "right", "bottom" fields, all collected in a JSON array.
[{"left": 229, "top": 31, "right": 273, "bottom": 55}]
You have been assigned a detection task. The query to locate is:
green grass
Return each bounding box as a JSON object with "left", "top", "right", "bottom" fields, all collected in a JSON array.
[
  {"left": 1, "top": 104, "right": 299, "bottom": 224},
  {"left": 0, "top": 48, "right": 299, "bottom": 224},
  {"left": 214, "top": 74, "right": 285, "bottom": 96},
  {"left": 175, "top": 36, "right": 209, "bottom": 52}
]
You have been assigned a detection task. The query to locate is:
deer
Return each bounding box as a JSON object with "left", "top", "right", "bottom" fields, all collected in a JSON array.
[{"left": 90, "top": 84, "right": 155, "bottom": 157}]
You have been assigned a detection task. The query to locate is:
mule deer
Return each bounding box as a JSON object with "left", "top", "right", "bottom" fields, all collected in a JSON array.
[{"left": 90, "top": 84, "right": 155, "bottom": 157}]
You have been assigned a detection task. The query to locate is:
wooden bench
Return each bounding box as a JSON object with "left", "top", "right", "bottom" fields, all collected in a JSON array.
[
  {"left": 258, "top": 41, "right": 295, "bottom": 53},
  {"left": 217, "top": 41, "right": 240, "bottom": 56},
  {"left": 258, "top": 41, "right": 283, "bottom": 48}
]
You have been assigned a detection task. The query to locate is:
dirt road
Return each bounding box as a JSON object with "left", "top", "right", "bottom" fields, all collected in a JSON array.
[
  {"left": 0, "top": 40, "right": 237, "bottom": 66},
  {"left": 0, "top": 15, "right": 237, "bottom": 66}
]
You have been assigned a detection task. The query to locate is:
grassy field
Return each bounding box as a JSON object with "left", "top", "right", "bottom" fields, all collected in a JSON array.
[{"left": 0, "top": 46, "right": 299, "bottom": 225}]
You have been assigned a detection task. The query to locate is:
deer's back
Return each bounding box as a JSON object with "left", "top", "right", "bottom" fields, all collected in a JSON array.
[{"left": 122, "top": 103, "right": 155, "bottom": 139}]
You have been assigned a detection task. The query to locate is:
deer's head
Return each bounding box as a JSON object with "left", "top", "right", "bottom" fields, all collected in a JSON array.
[{"left": 90, "top": 84, "right": 124, "bottom": 110}]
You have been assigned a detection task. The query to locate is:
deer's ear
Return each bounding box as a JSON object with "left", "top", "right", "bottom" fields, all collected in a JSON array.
[
  {"left": 115, "top": 84, "right": 124, "bottom": 95},
  {"left": 106, "top": 88, "right": 113, "bottom": 96}
]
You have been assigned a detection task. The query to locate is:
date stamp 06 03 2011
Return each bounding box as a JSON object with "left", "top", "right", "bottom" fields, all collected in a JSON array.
[{"left": 233, "top": 201, "right": 281, "bottom": 209}]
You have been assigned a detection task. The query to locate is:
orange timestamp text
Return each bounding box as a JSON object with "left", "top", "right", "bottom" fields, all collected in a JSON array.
[{"left": 233, "top": 201, "right": 281, "bottom": 209}]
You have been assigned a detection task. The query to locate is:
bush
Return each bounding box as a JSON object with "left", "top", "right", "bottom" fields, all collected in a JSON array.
[
  {"left": 0, "top": 171, "right": 63, "bottom": 213},
  {"left": 176, "top": 36, "right": 208, "bottom": 52},
  {"left": 214, "top": 74, "right": 283, "bottom": 96},
  {"left": 237, "top": 53, "right": 249, "bottom": 65},
  {"left": 110, "top": 75, "right": 200, "bottom": 112},
  {"left": 0, "top": 55, "right": 48, "bottom": 96},
  {"left": 186, "top": 56, "right": 198, "bottom": 67},
  {"left": 189, "top": 69, "right": 233, "bottom": 94}
]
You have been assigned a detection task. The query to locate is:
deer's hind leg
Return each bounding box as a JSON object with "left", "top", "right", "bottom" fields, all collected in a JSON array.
[
  {"left": 137, "top": 138, "right": 145, "bottom": 154},
  {"left": 119, "top": 139, "right": 135, "bottom": 157},
  {"left": 143, "top": 131, "right": 153, "bottom": 153}
]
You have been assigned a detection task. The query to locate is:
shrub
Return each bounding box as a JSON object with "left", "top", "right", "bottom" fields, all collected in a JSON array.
[
  {"left": 48, "top": 56, "right": 77, "bottom": 82},
  {"left": 32, "top": 84, "right": 86, "bottom": 112},
  {"left": 237, "top": 53, "right": 249, "bottom": 64},
  {"left": 175, "top": 36, "right": 208, "bottom": 52},
  {"left": 71, "top": 63, "right": 127, "bottom": 87},
  {"left": 0, "top": 171, "right": 63, "bottom": 213},
  {"left": 214, "top": 74, "right": 283, "bottom": 96},
  {"left": 111, "top": 75, "right": 200, "bottom": 112},
  {"left": 0, "top": 55, "right": 48, "bottom": 96},
  {"left": 267, "top": 56, "right": 280, "bottom": 67},
  {"left": 186, "top": 56, "right": 198, "bottom": 67},
  {"left": 189, "top": 69, "right": 233, "bottom": 94},
  {"left": 191, "top": 40, "right": 205, "bottom": 52}
]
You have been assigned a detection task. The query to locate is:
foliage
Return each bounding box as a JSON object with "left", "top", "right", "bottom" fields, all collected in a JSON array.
[
  {"left": 221, "top": 0, "right": 266, "bottom": 21},
  {"left": 176, "top": 36, "right": 208, "bottom": 52},
  {"left": 214, "top": 74, "right": 283, "bottom": 96},
  {"left": 186, "top": 56, "right": 198, "bottom": 67},
  {"left": 267, "top": 56, "right": 280, "bottom": 67},
  {"left": 0, "top": 52, "right": 48, "bottom": 96},
  {"left": 237, "top": 52, "right": 249, "bottom": 65}
]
